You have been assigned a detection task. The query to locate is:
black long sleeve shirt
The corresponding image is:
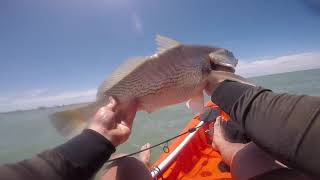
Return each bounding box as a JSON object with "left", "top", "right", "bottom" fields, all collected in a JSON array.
[
  {"left": 212, "top": 80, "right": 320, "bottom": 178},
  {"left": 0, "top": 129, "right": 115, "bottom": 180}
]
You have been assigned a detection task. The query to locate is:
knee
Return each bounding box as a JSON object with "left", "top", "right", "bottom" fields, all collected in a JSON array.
[{"left": 103, "top": 157, "right": 151, "bottom": 180}]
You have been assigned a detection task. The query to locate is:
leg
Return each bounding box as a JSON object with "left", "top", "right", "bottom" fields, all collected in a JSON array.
[
  {"left": 230, "top": 143, "right": 283, "bottom": 180},
  {"left": 213, "top": 118, "right": 283, "bottom": 180},
  {"left": 101, "top": 143, "right": 152, "bottom": 180}
]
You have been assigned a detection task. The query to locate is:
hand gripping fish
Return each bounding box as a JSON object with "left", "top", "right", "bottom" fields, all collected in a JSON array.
[{"left": 51, "top": 35, "right": 249, "bottom": 136}]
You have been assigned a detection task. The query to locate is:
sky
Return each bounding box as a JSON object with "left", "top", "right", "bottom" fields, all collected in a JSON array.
[{"left": 0, "top": 0, "right": 320, "bottom": 112}]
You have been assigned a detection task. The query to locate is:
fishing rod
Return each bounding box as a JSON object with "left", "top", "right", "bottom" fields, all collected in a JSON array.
[
  {"left": 106, "top": 122, "right": 205, "bottom": 163},
  {"left": 106, "top": 107, "right": 220, "bottom": 163}
]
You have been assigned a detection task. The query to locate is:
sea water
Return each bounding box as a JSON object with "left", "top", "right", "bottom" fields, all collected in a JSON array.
[{"left": 0, "top": 68, "right": 319, "bottom": 165}]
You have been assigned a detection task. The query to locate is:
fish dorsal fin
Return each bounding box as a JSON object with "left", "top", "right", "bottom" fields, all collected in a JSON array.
[
  {"left": 155, "top": 35, "right": 181, "bottom": 54},
  {"left": 98, "top": 57, "right": 149, "bottom": 97}
]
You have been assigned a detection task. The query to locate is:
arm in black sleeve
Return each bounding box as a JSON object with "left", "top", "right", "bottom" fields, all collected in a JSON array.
[
  {"left": 211, "top": 80, "right": 320, "bottom": 177},
  {"left": 0, "top": 129, "right": 115, "bottom": 180}
]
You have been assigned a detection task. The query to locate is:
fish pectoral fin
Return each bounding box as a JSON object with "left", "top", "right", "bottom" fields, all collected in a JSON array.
[
  {"left": 186, "top": 92, "right": 204, "bottom": 114},
  {"left": 155, "top": 35, "right": 181, "bottom": 54},
  {"left": 210, "top": 70, "right": 255, "bottom": 86}
]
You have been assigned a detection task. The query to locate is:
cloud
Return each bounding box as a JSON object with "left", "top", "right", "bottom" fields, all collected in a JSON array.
[
  {"left": 24, "top": 88, "right": 49, "bottom": 97},
  {"left": 132, "top": 12, "right": 143, "bottom": 33},
  {"left": 237, "top": 52, "right": 320, "bottom": 77},
  {"left": 0, "top": 89, "right": 96, "bottom": 112}
]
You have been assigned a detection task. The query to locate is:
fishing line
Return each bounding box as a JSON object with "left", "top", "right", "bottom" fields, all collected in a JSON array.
[{"left": 106, "top": 122, "right": 205, "bottom": 163}]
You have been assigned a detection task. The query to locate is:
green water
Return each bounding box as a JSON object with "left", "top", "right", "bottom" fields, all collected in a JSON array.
[{"left": 0, "top": 68, "right": 320, "bottom": 165}]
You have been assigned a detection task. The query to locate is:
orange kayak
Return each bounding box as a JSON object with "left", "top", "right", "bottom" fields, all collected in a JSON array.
[{"left": 151, "top": 102, "right": 232, "bottom": 180}]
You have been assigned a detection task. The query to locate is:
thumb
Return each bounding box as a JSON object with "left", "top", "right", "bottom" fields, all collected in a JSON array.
[
  {"left": 215, "top": 116, "right": 222, "bottom": 127},
  {"left": 106, "top": 96, "right": 117, "bottom": 111}
]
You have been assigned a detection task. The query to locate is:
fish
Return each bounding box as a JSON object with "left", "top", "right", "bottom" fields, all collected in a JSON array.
[{"left": 50, "top": 35, "right": 249, "bottom": 136}]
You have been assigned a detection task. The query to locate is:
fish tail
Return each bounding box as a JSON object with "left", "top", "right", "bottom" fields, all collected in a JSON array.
[{"left": 50, "top": 103, "right": 99, "bottom": 137}]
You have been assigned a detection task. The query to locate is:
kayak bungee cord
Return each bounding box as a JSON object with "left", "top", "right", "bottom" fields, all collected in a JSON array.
[{"left": 106, "top": 122, "right": 205, "bottom": 163}]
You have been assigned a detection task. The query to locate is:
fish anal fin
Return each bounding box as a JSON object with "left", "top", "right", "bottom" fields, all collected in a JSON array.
[{"left": 186, "top": 92, "right": 204, "bottom": 113}]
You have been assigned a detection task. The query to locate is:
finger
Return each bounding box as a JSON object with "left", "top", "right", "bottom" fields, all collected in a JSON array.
[
  {"left": 120, "top": 109, "right": 137, "bottom": 129},
  {"left": 214, "top": 116, "right": 221, "bottom": 128},
  {"left": 211, "top": 141, "right": 218, "bottom": 150},
  {"left": 114, "top": 125, "right": 131, "bottom": 144},
  {"left": 214, "top": 116, "right": 223, "bottom": 138},
  {"left": 127, "top": 104, "right": 138, "bottom": 128},
  {"left": 106, "top": 96, "right": 118, "bottom": 111},
  {"left": 118, "top": 99, "right": 138, "bottom": 129},
  {"left": 95, "top": 106, "right": 110, "bottom": 117},
  {"left": 212, "top": 117, "right": 222, "bottom": 150}
]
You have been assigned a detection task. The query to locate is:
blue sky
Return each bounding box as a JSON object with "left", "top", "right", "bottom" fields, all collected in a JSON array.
[{"left": 0, "top": 0, "right": 320, "bottom": 111}]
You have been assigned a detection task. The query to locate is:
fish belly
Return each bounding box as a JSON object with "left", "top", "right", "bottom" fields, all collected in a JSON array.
[
  {"left": 137, "top": 68, "right": 206, "bottom": 113},
  {"left": 103, "top": 52, "right": 206, "bottom": 111}
]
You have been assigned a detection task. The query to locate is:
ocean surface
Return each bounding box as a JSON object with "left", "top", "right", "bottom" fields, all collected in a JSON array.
[{"left": 1, "top": 68, "right": 320, "bottom": 166}]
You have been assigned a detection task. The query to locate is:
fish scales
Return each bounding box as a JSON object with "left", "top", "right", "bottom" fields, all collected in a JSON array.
[
  {"left": 105, "top": 49, "right": 188, "bottom": 100},
  {"left": 50, "top": 35, "right": 247, "bottom": 136},
  {"left": 105, "top": 56, "right": 200, "bottom": 111}
]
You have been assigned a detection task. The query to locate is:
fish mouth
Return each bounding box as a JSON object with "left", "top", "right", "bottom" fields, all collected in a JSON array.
[{"left": 210, "top": 61, "right": 235, "bottom": 73}]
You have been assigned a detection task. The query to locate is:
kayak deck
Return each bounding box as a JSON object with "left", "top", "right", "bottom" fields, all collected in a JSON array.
[{"left": 152, "top": 103, "right": 231, "bottom": 180}]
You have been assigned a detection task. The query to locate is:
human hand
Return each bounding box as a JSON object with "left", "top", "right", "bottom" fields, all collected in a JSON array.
[
  {"left": 205, "top": 71, "right": 226, "bottom": 96},
  {"left": 205, "top": 70, "right": 253, "bottom": 96},
  {"left": 212, "top": 117, "right": 248, "bottom": 165},
  {"left": 88, "top": 97, "right": 138, "bottom": 147}
]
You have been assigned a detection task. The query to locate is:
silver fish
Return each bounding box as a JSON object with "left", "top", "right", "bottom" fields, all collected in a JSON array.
[{"left": 51, "top": 35, "right": 248, "bottom": 136}]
